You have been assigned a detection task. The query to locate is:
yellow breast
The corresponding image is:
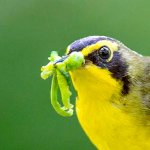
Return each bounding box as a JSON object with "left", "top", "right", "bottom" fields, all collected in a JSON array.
[{"left": 70, "top": 64, "right": 150, "bottom": 150}]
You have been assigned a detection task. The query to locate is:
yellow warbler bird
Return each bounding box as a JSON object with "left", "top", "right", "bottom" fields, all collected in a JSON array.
[{"left": 66, "top": 36, "right": 150, "bottom": 150}]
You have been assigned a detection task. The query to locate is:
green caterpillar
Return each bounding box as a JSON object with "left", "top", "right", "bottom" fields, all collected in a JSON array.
[{"left": 41, "top": 51, "right": 85, "bottom": 117}]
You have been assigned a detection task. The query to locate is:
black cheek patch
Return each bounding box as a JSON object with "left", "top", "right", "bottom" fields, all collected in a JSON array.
[
  {"left": 87, "top": 51, "right": 131, "bottom": 95},
  {"left": 106, "top": 52, "right": 131, "bottom": 95},
  {"left": 107, "top": 52, "right": 127, "bottom": 79}
]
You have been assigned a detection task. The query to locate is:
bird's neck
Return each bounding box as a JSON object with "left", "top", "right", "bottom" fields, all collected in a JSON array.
[{"left": 70, "top": 64, "right": 150, "bottom": 150}]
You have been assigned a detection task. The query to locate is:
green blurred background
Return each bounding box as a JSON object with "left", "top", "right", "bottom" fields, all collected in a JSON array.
[{"left": 0, "top": 0, "right": 150, "bottom": 149}]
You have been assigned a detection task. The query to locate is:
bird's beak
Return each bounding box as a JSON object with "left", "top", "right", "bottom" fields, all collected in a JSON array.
[{"left": 54, "top": 55, "right": 68, "bottom": 64}]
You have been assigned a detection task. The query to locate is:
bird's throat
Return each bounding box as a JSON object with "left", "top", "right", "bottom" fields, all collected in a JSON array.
[
  {"left": 70, "top": 64, "right": 124, "bottom": 149},
  {"left": 70, "top": 64, "right": 150, "bottom": 150}
]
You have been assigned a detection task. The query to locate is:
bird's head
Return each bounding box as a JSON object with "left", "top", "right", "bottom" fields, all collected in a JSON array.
[{"left": 66, "top": 36, "right": 138, "bottom": 97}]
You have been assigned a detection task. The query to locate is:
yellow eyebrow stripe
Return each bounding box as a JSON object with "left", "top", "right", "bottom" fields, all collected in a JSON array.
[{"left": 81, "top": 40, "right": 118, "bottom": 56}]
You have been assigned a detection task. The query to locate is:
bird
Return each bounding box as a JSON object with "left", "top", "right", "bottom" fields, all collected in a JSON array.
[{"left": 65, "top": 36, "right": 150, "bottom": 150}]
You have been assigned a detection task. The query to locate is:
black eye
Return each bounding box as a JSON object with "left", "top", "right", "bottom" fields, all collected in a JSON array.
[{"left": 98, "top": 46, "right": 111, "bottom": 60}]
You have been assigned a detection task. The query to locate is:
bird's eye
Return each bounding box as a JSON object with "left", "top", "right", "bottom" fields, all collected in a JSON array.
[{"left": 98, "top": 46, "right": 111, "bottom": 60}]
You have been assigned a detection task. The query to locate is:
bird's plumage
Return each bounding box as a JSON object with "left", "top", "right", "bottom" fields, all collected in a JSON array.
[{"left": 67, "top": 36, "right": 150, "bottom": 150}]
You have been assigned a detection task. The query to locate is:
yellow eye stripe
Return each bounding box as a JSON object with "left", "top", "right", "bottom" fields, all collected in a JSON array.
[{"left": 81, "top": 40, "right": 118, "bottom": 57}]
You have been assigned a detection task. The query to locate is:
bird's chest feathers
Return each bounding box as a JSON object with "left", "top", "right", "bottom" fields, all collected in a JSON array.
[{"left": 70, "top": 65, "right": 150, "bottom": 149}]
